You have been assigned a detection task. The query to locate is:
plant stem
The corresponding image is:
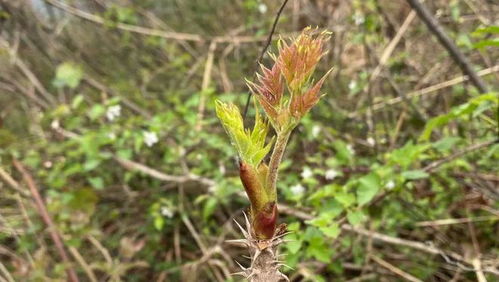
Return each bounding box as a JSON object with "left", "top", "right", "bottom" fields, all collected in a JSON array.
[{"left": 267, "top": 129, "right": 291, "bottom": 198}]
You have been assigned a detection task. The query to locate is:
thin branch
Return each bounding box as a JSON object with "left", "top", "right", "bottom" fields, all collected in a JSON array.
[
  {"left": 278, "top": 204, "right": 467, "bottom": 265},
  {"left": 243, "top": 0, "right": 290, "bottom": 119},
  {"left": 371, "top": 255, "right": 423, "bottom": 282},
  {"left": 349, "top": 65, "right": 499, "bottom": 118},
  {"left": 405, "top": 0, "right": 489, "bottom": 93},
  {"left": 44, "top": 0, "right": 203, "bottom": 42},
  {"left": 0, "top": 37, "right": 56, "bottom": 106},
  {"left": 0, "top": 262, "right": 14, "bottom": 282},
  {"left": 0, "top": 167, "right": 30, "bottom": 197},
  {"left": 44, "top": 0, "right": 271, "bottom": 44},
  {"left": 12, "top": 160, "right": 79, "bottom": 282},
  {"left": 113, "top": 156, "right": 215, "bottom": 188},
  {"left": 68, "top": 247, "right": 97, "bottom": 282},
  {"left": 195, "top": 41, "right": 217, "bottom": 131},
  {"left": 415, "top": 216, "right": 498, "bottom": 227},
  {"left": 423, "top": 139, "right": 497, "bottom": 172}
]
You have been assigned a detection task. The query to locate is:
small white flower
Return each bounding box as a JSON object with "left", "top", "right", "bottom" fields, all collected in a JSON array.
[
  {"left": 301, "top": 167, "right": 313, "bottom": 179},
  {"left": 219, "top": 163, "right": 226, "bottom": 175},
  {"left": 208, "top": 185, "right": 218, "bottom": 194},
  {"left": 106, "top": 105, "right": 121, "bottom": 121},
  {"left": 258, "top": 3, "right": 268, "bottom": 14},
  {"left": 160, "top": 206, "right": 173, "bottom": 218},
  {"left": 347, "top": 144, "right": 355, "bottom": 155},
  {"left": 108, "top": 132, "right": 116, "bottom": 140},
  {"left": 312, "top": 125, "right": 321, "bottom": 138},
  {"left": 385, "top": 180, "right": 395, "bottom": 190},
  {"left": 51, "top": 119, "right": 60, "bottom": 129},
  {"left": 325, "top": 169, "right": 339, "bottom": 180},
  {"left": 143, "top": 131, "right": 158, "bottom": 147},
  {"left": 43, "top": 161, "right": 53, "bottom": 168},
  {"left": 353, "top": 13, "right": 365, "bottom": 25},
  {"left": 348, "top": 80, "right": 357, "bottom": 91},
  {"left": 367, "top": 137, "right": 375, "bottom": 146},
  {"left": 290, "top": 184, "right": 305, "bottom": 195}
]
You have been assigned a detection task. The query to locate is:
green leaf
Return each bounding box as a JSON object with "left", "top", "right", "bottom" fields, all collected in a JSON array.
[
  {"left": 88, "top": 177, "right": 104, "bottom": 190},
  {"left": 319, "top": 223, "right": 340, "bottom": 238},
  {"left": 347, "top": 210, "right": 365, "bottom": 225},
  {"left": 335, "top": 191, "right": 356, "bottom": 207},
  {"left": 117, "top": 149, "right": 132, "bottom": 160},
  {"left": 71, "top": 95, "right": 84, "bottom": 109},
  {"left": 215, "top": 100, "right": 273, "bottom": 167},
  {"left": 202, "top": 198, "right": 218, "bottom": 220},
  {"left": 285, "top": 234, "right": 303, "bottom": 254},
  {"left": 420, "top": 93, "right": 498, "bottom": 141},
  {"left": 53, "top": 62, "right": 83, "bottom": 89},
  {"left": 356, "top": 173, "right": 381, "bottom": 206},
  {"left": 154, "top": 216, "right": 164, "bottom": 231},
  {"left": 333, "top": 140, "right": 353, "bottom": 165},
  {"left": 287, "top": 222, "right": 301, "bottom": 232},
  {"left": 68, "top": 188, "right": 98, "bottom": 214},
  {"left": 473, "top": 25, "right": 499, "bottom": 34},
  {"left": 402, "top": 170, "right": 429, "bottom": 180},
  {"left": 83, "top": 158, "right": 101, "bottom": 171},
  {"left": 457, "top": 33, "right": 472, "bottom": 49},
  {"left": 307, "top": 240, "right": 332, "bottom": 263},
  {"left": 433, "top": 137, "right": 461, "bottom": 152},
  {"left": 473, "top": 39, "right": 499, "bottom": 49},
  {"left": 88, "top": 104, "right": 106, "bottom": 120},
  {"left": 389, "top": 141, "right": 430, "bottom": 169}
]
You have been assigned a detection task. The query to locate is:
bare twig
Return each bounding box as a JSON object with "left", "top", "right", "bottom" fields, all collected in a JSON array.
[
  {"left": 282, "top": 201, "right": 499, "bottom": 275},
  {"left": 0, "top": 37, "right": 56, "bottom": 106},
  {"left": 68, "top": 247, "right": 97, "bottom": 282},
  {"left": 423, "top": 139, "right": 497, "bottom": 172},
  {"left": 371, "top": 255, "right": 423, "bottom": 282},
  {"left": 364, "top": 9, "right": 417, "bottom": 95},
  {"left": 51, "top": 126, "right": 216, "bottom": 189},
  {"left": 181, "top": 215, "right": 208, "bottom": 254},
  {"left": 405, "top": 0, "right": 488, "bottom": 93},
  {"left": 472, "top": 257, "right": 488, "bottom": 282},
  {"left": 278, "top": 204, "right": 467, "bottom": 265},
  {"left": 0, "top": 262, "right": 14, "bottom": 282},
  {"left": 44, "top": 0, "right": 271, "bottom": 44},
  {"left": 12, "top": 160, "right": 79, "bottom": 282},
  {"left": 44, "top": 0, "right": 203, "bottom": 42},
  {"left": 0, "top": 167, "right": 30, "bottom": 197},
  {"left": 415, "top": 216, "right": 498, "bottom": 227},
  {"left": 349, "top": 65, "right": 499, "bottom": 118},
  {"left": 113, "top": 156, "right": 215, "bottom": 188},
  {"left": 83, "top": 77, "right": 152, "bottom": 118},
  {"left": 87, "top": 235, "right": 113, "bottom": 266},
  {"left": 195, "top": 41, "right": 217, "bottom": 131}
]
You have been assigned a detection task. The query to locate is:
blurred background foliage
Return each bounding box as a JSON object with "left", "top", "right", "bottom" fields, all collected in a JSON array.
[{"left": 0, "top": 0, "right": 498, "bottom": 281}]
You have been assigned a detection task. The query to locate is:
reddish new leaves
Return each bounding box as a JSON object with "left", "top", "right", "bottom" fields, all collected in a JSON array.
[
  {"left": 236, "top": 28, "right": 331, "bottom": 240},
  {"left": 249, "top": 28, "right": 331, "bottom": 129},
  {"left": 277, "top": 30, "right": 328, "bottom": 91},
  {"left": 289, "top": 70, "right": 330, "bottom": 118}
]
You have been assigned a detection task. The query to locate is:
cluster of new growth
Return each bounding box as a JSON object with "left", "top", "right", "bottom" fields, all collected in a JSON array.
[{"left": 216, "top": 28, "right": 331, "bottom": 240}]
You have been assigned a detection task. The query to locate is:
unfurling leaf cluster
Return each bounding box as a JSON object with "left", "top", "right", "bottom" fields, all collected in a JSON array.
[
  {"left": 215, "top": 100, "right": 274, "bottom": 168},
  {"left": 216, "top": 27, "right": 331, "bottom": 240}
]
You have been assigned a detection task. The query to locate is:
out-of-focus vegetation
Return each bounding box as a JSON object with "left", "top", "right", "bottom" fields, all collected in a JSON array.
[{"left": 0, "top": 0, "right": 498, "bottom": 281}]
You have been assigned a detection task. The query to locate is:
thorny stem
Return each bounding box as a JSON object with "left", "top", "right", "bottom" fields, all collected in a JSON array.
[{"left": 267, "top": 129, "right": 291, "bottom": 199}]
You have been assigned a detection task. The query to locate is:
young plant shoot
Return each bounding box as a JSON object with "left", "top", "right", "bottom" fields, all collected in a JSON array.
[{"left": 216, "top": 28, "right": 331, "bottom": 281}]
